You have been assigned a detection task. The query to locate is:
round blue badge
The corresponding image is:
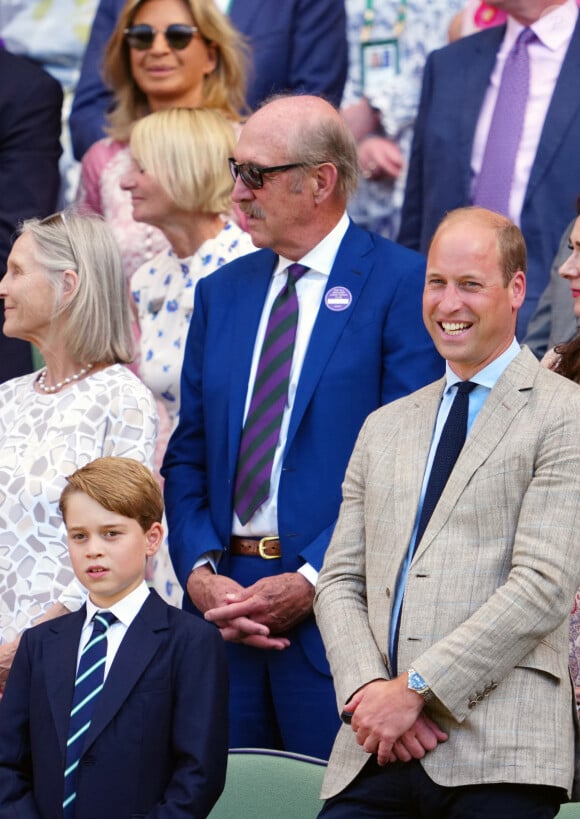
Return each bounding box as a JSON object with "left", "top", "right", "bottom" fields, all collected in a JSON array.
[{"left": 324, "top": 286, "right": 352, "bottom": 312}]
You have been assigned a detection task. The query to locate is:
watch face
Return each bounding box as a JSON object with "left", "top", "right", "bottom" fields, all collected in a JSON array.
[{"left": 408, "top": 670, "right": 428, "bottom": 693}]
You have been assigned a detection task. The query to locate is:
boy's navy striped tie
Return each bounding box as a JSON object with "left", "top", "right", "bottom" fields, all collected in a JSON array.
[{"left": 63, "top": 611, "right": 117, "bottom": 818}]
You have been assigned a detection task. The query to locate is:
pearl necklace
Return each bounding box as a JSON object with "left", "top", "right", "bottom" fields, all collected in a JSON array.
[{"left": 37, "top": 363, "right": 94, "bottom": 394}]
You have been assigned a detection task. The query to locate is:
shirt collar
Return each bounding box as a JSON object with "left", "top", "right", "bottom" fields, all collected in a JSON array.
[
  {"left": 85, "top": 581, "right": 150, "bottom": 628},
  {"left": 445, "top": 337, "right": 521, "bottom": 392},
  {"left": 275, "top": 211, "right": 350, "bottom": 278},
  {"left": 505, "top": 0, "right": 577, "bottom": 51}
]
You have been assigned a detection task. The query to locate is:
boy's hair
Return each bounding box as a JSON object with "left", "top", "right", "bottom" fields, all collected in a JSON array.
[{"left": 59, "top": 457, "right": 163, "bottom": 532}]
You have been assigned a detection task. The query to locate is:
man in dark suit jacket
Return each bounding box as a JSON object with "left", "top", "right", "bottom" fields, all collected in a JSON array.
[
  {"left": 0, "top": 457, "right": 228, "bottom": 819},
  {"left": 398, "top": 0, "right": 580, "bottom": 338},
  {"left": 0, "top": 48, "right": 62, "bottom": 382},
  {"left": 162, "top": 94, "right": 444, "bottom": 760},
  {"left": 524, "top": 215, "right": 578, "bottom": 358},
  {"left": 69, "top": 0, "right": 348, "bottom": 160}
]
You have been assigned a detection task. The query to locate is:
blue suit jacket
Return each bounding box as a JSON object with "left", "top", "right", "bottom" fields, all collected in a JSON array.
[
  {"left": 398, "top": 18, "right": 580, "bottom": 337},
  {"left": 69, "top": 0, "right": 347, "bottom": 160},
  {"left": 0, "top": 591, "right": 229, "bottom": 819},
  {"left": 162, "top": 221, "right": 444, "bottom": 673}
]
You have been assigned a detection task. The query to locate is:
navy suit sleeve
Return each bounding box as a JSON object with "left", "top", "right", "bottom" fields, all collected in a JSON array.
[
  {"left": 0, "top": 632, "right": 43, "bottom": 818},
  {"left": 69, "top": 0, "right": 119, "bottom": 160},
  {"left": 397, "top": 50, "right": 433, "bottom": 251},
  {"left": 162, "top": 283, "right": 225, "bottom": 590},
  {"left": 281, "top": 0, "right": 347, "bottom": 107},
  {"left": 0, "top": 54, "right": 62, "bottom": 267}
]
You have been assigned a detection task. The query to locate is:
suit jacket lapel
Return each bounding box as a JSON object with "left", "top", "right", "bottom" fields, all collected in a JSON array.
[
  {"left": 459, "top": 28, "right": 505, "bottom": 178},
  {"left": 394, "top": 381, "right": 446, "bottom": 552},
  {"left": 414, "top": 349, "right": 536, "bottom": 558},
  {"left": 44, "top": 608, "right": 86, "bottom": 757},
  {"left": 525, "top": 17, "right": 580, "bottom": 201},
  {"left": 227, "top": 250, "right": 277, "bottom": 479},
  {"left": 82, "top": 592, "right": 169, "bottom": 754},
  {"left": 285, "top": 222, "right": 373, "bottom": 451}
]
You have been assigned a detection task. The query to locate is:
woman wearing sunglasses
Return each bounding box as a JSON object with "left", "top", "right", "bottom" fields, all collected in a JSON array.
[
  {"left": 124, "top": 107, "right": 254, "bottom": 439},
  {"left": 76, "top": 0, "right": 247, "bottom": 292}
]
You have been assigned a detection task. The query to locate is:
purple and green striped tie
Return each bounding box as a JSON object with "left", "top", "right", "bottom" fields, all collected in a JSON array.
[{"left": 234, "top": 263, "right": 309, "bottom": 525}]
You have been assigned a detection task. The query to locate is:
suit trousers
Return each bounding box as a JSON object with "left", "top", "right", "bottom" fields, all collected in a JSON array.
[
  {"left": 227, "top": 554, "right": 340, "bottom": 760},
  {"left": 318, "top": 758, "right": 563, "bottom": 819}
]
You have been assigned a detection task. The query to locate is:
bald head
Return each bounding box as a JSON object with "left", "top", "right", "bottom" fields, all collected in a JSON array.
[{"left": 244, "top": 94, "right": 360, "bottom": 200}]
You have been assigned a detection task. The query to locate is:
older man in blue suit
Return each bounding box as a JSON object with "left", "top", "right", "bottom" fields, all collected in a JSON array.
[
  {"left": 162, "top": 94, "right": 444, "bottom": 760},
  {"left": 398, "top": 0, "right": 580, "bottom": 339},
  {"left": 69, "top": 0, "right": 348, "bottom": 160}
]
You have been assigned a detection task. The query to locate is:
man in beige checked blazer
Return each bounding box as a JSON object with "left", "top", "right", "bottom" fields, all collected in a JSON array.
[{"left": 315, "top": 206, "right": 580, "bottom": 818}]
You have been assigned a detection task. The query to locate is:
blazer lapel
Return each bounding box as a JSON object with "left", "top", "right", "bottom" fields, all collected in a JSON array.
[
  {"left": 285, "top": 223, "right": 374, "bottom": 450},
  {"left": 525, "top": 17, "right": 580, "bottom": 201},
  {"left": 82, "top": 592, "right": 169, "bottom": 754},
  {"left": 227, "top": 250, "right": 277, "bottom": 479},
  {"left": 414, "top": 349, "right": 536, "bottom": 558},
  {"left": 393, "top": 381, "right": 446, "bottom": 551},
  {"left": 459, "top": 28, "right": 505, "bottom": 177},
  {"left": 44, "top": 608, "right": 86, "bottom": 757}
]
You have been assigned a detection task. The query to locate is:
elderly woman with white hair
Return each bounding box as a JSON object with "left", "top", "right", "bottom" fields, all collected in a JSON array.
[{"left": 0, "top": 211, "right": 157, "bottom": 688}]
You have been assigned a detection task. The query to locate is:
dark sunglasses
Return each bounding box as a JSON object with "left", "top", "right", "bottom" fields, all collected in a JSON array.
[
  {"left": 124, "top": 23, "right": 198, "bottom": 51},
  {"left": 228, "top": 158, "right": 306, "bottom": 190}
]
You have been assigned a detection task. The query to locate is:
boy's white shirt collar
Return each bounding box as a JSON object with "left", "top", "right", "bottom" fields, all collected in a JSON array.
[{"left": 84, "top": 580, "right": 150, "bottom": 628}]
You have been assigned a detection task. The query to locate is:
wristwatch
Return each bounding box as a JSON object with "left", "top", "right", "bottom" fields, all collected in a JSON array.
[{"left": 408, "top": 668, "right": 434, "bottom": 703}]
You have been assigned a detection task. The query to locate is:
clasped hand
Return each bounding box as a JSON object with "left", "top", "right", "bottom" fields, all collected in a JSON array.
[
  {"left": 188, "top": 566, "right": 314, "bottom": 649},
  {"left": 344, "top": 677, "right": 448, "bottom": 766}
]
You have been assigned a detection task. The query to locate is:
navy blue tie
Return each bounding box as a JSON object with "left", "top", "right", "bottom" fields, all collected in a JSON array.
[
  {"left": 63, "top": 611, "right": 117, "bottom": 818},
  {"left": 414, "top": 381, "right": 477, "bottom": 550}
]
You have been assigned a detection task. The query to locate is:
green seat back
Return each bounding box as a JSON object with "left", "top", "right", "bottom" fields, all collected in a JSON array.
[{"left": 208, "top": 748, "right": 326, "bottom": 819}]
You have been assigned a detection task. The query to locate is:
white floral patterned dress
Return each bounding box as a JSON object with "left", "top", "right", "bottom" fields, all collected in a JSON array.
[
  {"left": 0, "top": 364, "right": 157, "bottom": 643},
  {"left": 131, "top": 220, "right": 256, "bottom": 429}
]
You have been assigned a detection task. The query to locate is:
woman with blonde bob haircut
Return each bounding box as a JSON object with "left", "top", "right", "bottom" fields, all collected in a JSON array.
[
  {"left": 129, "top": 106, "right": 235, "bottom": 214},
  {"left": 124, "top": 107, "right": 255, "bottom": 434},
  {"left": 76, "top": 0, "right": 248, "bottom": 285},
  {"left": 122, "top": 107, "right": 253, "bottom": 605},
  {"left": 0, "top": 210, "right": 157, "bottom": 688}
]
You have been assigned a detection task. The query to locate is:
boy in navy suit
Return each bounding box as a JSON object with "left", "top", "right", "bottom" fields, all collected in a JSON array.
[{"left": 0, "top": 457, "right": 228, "bottom": 819}]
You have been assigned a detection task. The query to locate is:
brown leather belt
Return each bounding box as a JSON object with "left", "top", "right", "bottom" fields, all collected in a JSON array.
[{"left": 230, "top": 535, "right": 281, "bottom": 559}]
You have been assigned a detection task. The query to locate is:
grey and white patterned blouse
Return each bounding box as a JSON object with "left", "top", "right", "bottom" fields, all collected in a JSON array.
[{"left": 0, "top": 364, "right": 157, "bottom": 642}]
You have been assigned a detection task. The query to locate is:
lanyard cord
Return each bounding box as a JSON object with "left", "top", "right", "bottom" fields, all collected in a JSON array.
[{"left": 361, "top": 0, "right": 408, "bottom": 42}]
